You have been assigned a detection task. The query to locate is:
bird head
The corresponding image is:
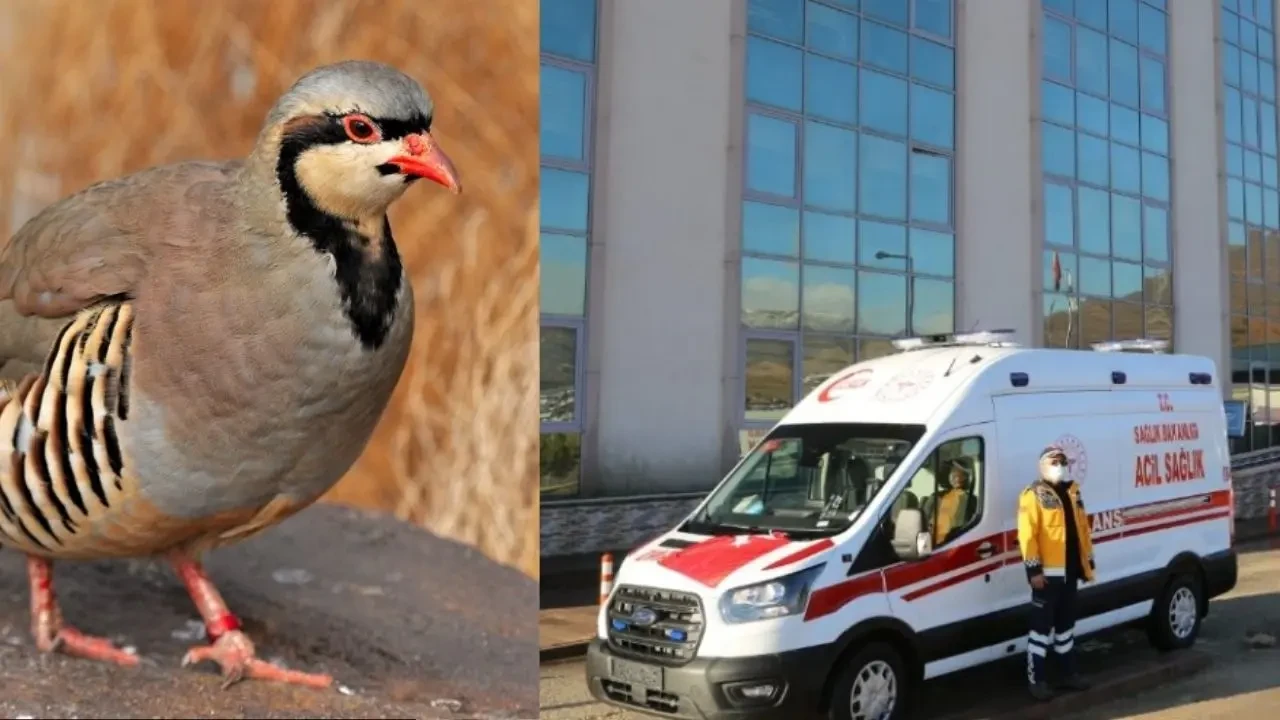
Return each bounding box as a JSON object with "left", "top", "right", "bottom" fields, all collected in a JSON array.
[{"left": 261, "top": 60, "right": 461, "bottom": 222}]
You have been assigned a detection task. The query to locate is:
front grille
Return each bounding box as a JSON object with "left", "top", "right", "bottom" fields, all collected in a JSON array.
[{"left": 606, "top": 584, "right": 704, "bottom": 665}]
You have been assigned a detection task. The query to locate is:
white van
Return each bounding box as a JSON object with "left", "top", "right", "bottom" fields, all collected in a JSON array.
[{"left": 585, "top": 331, "right": 1238, "bottom": 720}]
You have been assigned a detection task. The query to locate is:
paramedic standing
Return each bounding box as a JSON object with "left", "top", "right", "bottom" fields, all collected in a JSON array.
[{"left": 1017, "top": 446, "right": 1096, "bottom": 701}]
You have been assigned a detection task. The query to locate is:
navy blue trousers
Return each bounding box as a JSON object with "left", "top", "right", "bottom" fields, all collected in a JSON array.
[{"left": 1026, "top": 575, "right": 1078, "bottom": 685}]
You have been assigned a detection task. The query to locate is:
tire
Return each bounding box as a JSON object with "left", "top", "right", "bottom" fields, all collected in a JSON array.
[
  {"left": 1147, "top": 572, "right": 1203, "bottom": 652},
  {"left": 827, "top": 642, "right": 909, "bottom": 720}
]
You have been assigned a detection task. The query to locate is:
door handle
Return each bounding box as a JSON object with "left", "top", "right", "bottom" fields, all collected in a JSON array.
[{"left": 976, "top": 542, "right": 995, "bottom": 559}]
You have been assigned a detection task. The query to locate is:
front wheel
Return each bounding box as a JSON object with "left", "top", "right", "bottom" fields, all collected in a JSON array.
[
  {"left": 1147, "top": 572, "right": 1203, "bottom": 652},
  {"left": 827, "top": 642, "right": 909, "bottom": 720}
]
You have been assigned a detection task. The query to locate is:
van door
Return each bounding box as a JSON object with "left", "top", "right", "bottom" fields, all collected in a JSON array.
[
  {"left": 992, "top": 392, "right": 1125, "bottom": 602},
  {"left": 878, "top": 423, "right": 1014, "bottom": 674}
]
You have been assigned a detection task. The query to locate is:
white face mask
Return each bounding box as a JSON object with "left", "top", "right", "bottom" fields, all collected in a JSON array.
[{"left": 1044, "top": 465, "right": 1066, "bottom": 483}]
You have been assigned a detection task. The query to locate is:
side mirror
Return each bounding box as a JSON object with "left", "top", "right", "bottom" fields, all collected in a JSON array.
[
  {"left": 915, "top": 530, "right": 933, "bottom": 558},
  {"left": 890, "top": 508, "right": 932, "bottom": 560}
]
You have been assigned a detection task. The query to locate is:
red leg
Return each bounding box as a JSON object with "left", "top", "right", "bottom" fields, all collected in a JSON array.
[
  {"left": 168, "top": 550, "right": 332, "bottom": 689},
  {"left": 27, "top": 555, "right": 140, "bottom": 667}
]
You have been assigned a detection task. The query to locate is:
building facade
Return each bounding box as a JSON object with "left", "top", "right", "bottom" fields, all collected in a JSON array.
[{"left": 541, "top": 0, "right": 1273, "bottom": 555}]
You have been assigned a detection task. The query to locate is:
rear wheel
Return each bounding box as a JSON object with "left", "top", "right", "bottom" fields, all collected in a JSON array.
[
  {"left": 1147, "top": 572, "right": 1203, "bottom": 652},
  {"left": 827, "top": 642, "right": 908, "bottom": 720}
]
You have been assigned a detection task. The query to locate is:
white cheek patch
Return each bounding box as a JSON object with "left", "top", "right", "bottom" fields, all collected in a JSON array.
[{"left": 294, "top": 142, "right": 406, "bottom": 218}]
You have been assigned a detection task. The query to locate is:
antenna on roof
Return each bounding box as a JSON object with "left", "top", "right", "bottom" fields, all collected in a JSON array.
[
  {"left": 1091, "top": 338, "right": 1169, "bottom": 354},
  {"left": 892, "top": 329, "right": 1020, "bottom": 352}
]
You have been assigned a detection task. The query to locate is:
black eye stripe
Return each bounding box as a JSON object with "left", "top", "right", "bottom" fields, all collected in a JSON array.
[{"left": 301, "top": 112, "right": 431, "bottom": 144}]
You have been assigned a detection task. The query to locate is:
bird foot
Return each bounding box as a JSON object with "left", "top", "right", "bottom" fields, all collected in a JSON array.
[
  {"left": 37, "top": 626, "right": 141, "bottom": 667},
  {"left": 181, "top": 629, "right": 332, "bottom": 689}
]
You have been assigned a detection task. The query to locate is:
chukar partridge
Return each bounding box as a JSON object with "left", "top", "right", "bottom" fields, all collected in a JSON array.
[{"left": 0, "top": 60, "right": 460, "bottom": 689}]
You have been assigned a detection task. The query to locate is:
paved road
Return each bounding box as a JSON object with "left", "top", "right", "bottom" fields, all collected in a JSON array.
[
  {"left": 1063, "top": 539, "right": 1280, "bottom": 720},
  {"left": 543, "top": 540, "right": 1280, "bottom": 720},
  {"left": 0, "top": 505, "right": 538, "bottom": 719}
]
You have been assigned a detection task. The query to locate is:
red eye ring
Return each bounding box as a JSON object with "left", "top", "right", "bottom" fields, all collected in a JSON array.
[{"left": 343, "top": 114, "right": 381, "bottom": 143}]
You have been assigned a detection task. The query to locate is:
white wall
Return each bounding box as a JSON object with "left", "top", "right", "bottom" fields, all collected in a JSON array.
[
  {"left": 954, "top": 0, "right": 1038, "bottom": 344},
  {"left": 587, "top": 0, "right": 736, "bottom": 493},
  {"left": 1169, "top": 0, "right": 1228, "bottom": 385}
]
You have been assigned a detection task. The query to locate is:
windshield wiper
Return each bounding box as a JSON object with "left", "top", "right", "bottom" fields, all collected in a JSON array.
[{"left": 679, "top": 519, "right": 777, "bottom": 536}]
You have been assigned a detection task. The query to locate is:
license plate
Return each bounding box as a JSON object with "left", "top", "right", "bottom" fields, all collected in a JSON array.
[{"left": 610, "top": 657, "right": 663, "bottom": 690}]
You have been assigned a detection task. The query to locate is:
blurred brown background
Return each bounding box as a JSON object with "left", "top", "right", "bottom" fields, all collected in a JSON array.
[{"left": 0, "top": 0, "right": 539, "bottom": 578}]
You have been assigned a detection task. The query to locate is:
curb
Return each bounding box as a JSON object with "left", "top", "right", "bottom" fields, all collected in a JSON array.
[
  {"left": 956, "top": 649, "right": 1212, "bottom": 720},
  {"left": 540, "top": 641, "right": 591, "bottom": 664}
]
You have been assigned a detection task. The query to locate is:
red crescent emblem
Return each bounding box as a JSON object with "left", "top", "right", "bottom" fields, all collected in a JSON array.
[{"left": 818, "top": 369, "right": 874, "bottom": 403}]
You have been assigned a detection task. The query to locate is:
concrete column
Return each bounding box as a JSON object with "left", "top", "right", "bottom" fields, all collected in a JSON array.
[
  {"left": 588, "top": 0, "right": 736, "bottom": 494},
  {"left": 954, "top": 0, "right": 1039, "bottom": 344},
  {"left": 1169, "top": 0, "right": 1227, "bottom": 382}
]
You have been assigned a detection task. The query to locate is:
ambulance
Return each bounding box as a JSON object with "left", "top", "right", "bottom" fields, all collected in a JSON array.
[{"left": 585, "top": 331, "right": 1238, "bottom": 720}]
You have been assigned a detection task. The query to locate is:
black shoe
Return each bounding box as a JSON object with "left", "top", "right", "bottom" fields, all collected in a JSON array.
[
  {"left": 1056, "top": 673, "right": 1091, "bottom": 692},
  {"left": 1029, "top": 681, "right": 1056, "bottom": 701}
]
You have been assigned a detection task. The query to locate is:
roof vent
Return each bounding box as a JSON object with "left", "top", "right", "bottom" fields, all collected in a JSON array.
[
  {"left": 893, "top": 329, "right": 1020, "bottom": 352},
  {"left": 1091, "top": 338, "right": 1169, "bottom": 354}
]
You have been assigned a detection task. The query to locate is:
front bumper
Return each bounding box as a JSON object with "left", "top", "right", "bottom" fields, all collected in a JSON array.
[{"left": 585, "top": 638, "right": 830, "bottom": 720}]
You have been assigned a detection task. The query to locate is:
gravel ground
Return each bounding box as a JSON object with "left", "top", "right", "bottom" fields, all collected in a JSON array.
[{"left": 0, "top": 504, "right": 537, "bottom": 719}]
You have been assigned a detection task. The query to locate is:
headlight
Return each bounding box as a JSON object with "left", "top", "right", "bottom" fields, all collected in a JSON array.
[{"left": 718, "top": 563, "right": 825, "bottom": 624}]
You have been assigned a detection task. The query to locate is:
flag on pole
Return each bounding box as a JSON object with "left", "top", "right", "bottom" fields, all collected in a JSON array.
[{"left": 1051, "top": 251, "right": 1062, "bottom": 292}]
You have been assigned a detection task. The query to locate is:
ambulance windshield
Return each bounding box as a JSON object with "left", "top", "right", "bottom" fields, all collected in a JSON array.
[{"left": 685, "top": 423, "right": 925, "bottom": 537}]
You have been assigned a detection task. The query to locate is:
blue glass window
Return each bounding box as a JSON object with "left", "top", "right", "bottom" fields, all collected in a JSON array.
[
  {"left": 803, "top": 210, "right": 855, "bottom": 263},
  {"left": 808, "top": 1, "right": 858, "bottom": 60},
  {"left": 910, "top": 84, "right": 954, "bottom": 149},
  {"left": 1043, "top": 82, "right": 1076, "bottom": 126},
  {"left": 749, "top": 0, "right": 804, "bottom": 43},
  {"left": 804, "top": 122, "right": 857, "bottom": 212},
  {"left": 910, "top": 152, "right": 950, "bottom": 225},
  {"left": 1043, "top": 15, "right": 1073, "bottom": 81},
  {"left": 1109, "top": 39, "right": 1139, "bottom": 108},
  {"left": 747, "top": 114, "right": 798, "bottom": 197},
  {"left": 1139, "top": 56, "right": 1165, "bottom": 113},
  {"left": 1045, "top": 182, "right": 1075, "bottom": 248},
  {"left": 541, "top": 64, "right": 588, "bottom": 161},
  {"left": 540, "top": 0, "right": 598, "bottom": 451},
  {"left": 541, "top": 169, "right": 590, "bottom": 232},
  {"left": 1041, "top": 0, "right": 1171, "bottom": 340},
  {"left": 747, "top": 37, "right": 803, "bottom": 111},
  {"left": 914, "top": 0, "right": 952, "bottom": 38},
  {"left": 863, "top": 0, "right": 908, "bottom": 27},
  {"left": 805, "top": 55, "right": 858, "bottom": 125},
  {"left": 743, "top": 0, "right": 956, "bottom": 415},
  {"left": 861, "top": 19, "right": 908, "bottom": 73},
  {"left": 859, "top": 134, "right": 907, "bottom": 220},
  {"left": 744, "top": 201, "right": 800, "bottom": 256},
  {"left": 1078, "top": 133, "right": 1109, "bottom": 187},
  {"left": 860, "top": 69, "right": 908, "bottom": 135},
  {"left": 911, "top": 37, "right": 954, "bottom": 89},
  {"left": 541, "top": 0, "right": 597, "bottom": 62},
  {"left": 1043, "top": 123, "right": 1075, "bottom": 178},
  {"left": 1108, "top": 0, "right": 1139, "bottom": 45},
  {"left": 1076, "top": 28, "right": 1110, "bottom": 96}
]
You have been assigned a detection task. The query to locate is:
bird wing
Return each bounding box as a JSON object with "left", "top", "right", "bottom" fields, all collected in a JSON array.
[{"left": 0, "top": 161, "right": 242, "bottom": 319}]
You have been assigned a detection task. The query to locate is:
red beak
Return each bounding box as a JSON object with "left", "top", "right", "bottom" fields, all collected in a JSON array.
[{"left": 387, "top": 132, "right": 461, "bottom": 194}]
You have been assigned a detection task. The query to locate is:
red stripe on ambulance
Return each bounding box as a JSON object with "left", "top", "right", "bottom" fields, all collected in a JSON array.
[{"left": 802, "top": 489, "right": 1231, "bottom": 622}]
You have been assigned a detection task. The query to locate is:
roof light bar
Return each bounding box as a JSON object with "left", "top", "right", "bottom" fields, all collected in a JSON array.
[
  {"left": 1091, "top": 338, "right": 1169, "bottom": 354},
  {"left": 891, "top": 329, "right": 1020, "bottom": 352}
]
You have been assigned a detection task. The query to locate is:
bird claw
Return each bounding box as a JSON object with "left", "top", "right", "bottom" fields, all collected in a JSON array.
[
  {"left": 39, "top": 627, "right": 140, "bottom": 667},
  {"left": 182, "top": 630, "right": 332, "bottom": 690}
]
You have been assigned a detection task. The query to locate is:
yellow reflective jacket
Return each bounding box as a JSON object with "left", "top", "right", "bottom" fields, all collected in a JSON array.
[{"left": 1016, "top": 480, "right": 1095, "bottom": 583}]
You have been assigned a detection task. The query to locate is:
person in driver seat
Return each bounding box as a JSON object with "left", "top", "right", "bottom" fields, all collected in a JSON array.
[{"left": 924, "top": 457, "right": 976, "bottom": 546}]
